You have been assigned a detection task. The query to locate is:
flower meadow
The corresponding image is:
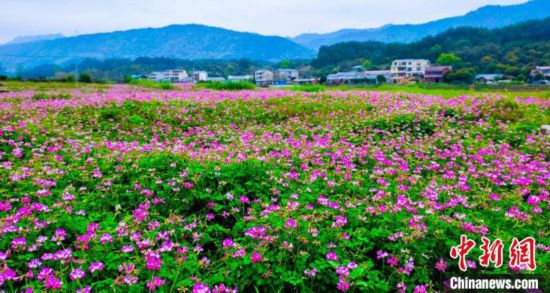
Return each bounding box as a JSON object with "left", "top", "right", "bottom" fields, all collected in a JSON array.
[{"left": 0, "top": 85, "right": 549, "bottom": 292}]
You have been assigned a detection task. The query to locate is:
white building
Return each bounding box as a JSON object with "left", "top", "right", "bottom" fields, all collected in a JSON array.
[
  {"left": 164, "top": 69, "right": 188, "bottom": 83},
  {"left": 475, "top": 74, "right": 504, "bottom": 84},
  {"left": 255, "top": 70, "right": 274, "bottom": 87},
  {"left": 147, "top": 71, "right": 166, "bottom": 82},
  {"left": 147, "top": 69, "right": 188, "bottom": 83},
  {"left": 531, "top": 66, "right": 550, "bottom": 80},
  {"left": 326, "top": 70, "right": 391, "bottom": 85},
  {"left": 193, "top": 71, "right": 208, "bottom": 82},
  {"left": 228, "top": 75, "right": 253, "bottom": 82},
  {"left": 390, "top": 59, "right": 430, "bottom": 83},
  {"left": 276, "top": 69, "right": 299, "bottom": 83}
]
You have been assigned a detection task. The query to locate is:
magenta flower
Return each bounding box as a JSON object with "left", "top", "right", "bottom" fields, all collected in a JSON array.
[
  {"left": 336, "top": 280, "right": 350, "bottom": 291},
  {"left": 145, "top": 252, "right": 162, "bottom": 271},
  {"left": 251, "top": 252, "right": 263, "bottom": 264},
  {"left": 222, "top": 238, "right": 235, "bottom": 248},
  {"left": 70, "top": 267, "right": 85, "bottom": 280},
  {"left": 44, "top": 277, "right": 63, "bottom": 290},
  {"left": 413, "top": 284, "right": 428, "bottom": 293},
  {"left": 387, "top": 256, "right": 399, "bottom": 266},
  {"left": 285, "top": 218, "right": 297, "bottom": 229},
  {"left": 88, "top": 262, "right": 104, "bottom": 274},
  {"left": 435, "top": 258, "right": 448, "bottom": 272},
  {"left": 146, "top": 276, "right": 167, "bottom": 291},
  {"left": 326, "top": 251, "right": 339, "bottom": 261},
  {"left": 193, "top": 282, "right": 211, "bottom": 293}
]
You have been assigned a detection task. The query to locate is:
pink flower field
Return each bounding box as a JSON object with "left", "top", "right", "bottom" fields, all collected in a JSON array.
[{"left": 0, "top": 85, "right": 548, "bottom": 292}]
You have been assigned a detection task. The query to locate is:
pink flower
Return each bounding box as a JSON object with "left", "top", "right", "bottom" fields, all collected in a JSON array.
[
  {"left": 251, "top": 252, "right": 263, "bottom": 264},
  {"left": 89, "top": 262, "right": 104, "bottom": 274},
  {"left": 44, "top": 277, "right": 63, "bottom": 290},
  {"left": 244, "top": 226, "right": 266, "bottom": 239},
  {"left": 387, "top": 256, "right": 399, "bottom": 266},
  {"left": 193, "top": 282, "right": 211, "bottom": 293},
  {"left": 336, "top": 266, "right": 349, "bottom": 277},
  {"left": 488, "top": 193, "right": 500, "bottom": 201},
  {"left": 146, "top": 276, "right": 166, "bottom": 291},
  {"left": 70, "top": 267, "right": 85, "bottom": 280},
  {"left": 337, "top": 280, "right": 350, "bottom": 291},
  {"left": 414, "top": 284, "right": 428, "bottom": 293},
  {"left": 376, "top": 250, "right": 389, "bottom": 259},
  {"left": 435, "top": 258, "right": 448, "bottom": 272},
  {"left": 285, "top": 219, "right": 297, "bottom": 229},
  {"left": 145, "top": 252, "right": 162, "bottom": 271},
  {"left": 222, "top": 238, "right": 235, "bottom": 248},
  {"left": 11, "top": 237, "right": 26, "bottom": 249},
  {"left": 326, "top": 251, "right": 339, "bottom": 261}
]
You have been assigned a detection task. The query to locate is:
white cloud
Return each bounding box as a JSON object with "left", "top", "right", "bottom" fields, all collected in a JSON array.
[{"left": 0, "top": 0, "right": 528, "bottom": 43}]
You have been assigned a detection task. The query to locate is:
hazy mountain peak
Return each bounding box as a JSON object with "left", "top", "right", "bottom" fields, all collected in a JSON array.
[
  {"left": 292, "top": 0, "right": 550, "bottom": 49},
  {"left": 5, "top": 33, "right": 65, "bottom": 45},
  {"left": 0, "top": 25, "right": 314, "bottom": 72}
]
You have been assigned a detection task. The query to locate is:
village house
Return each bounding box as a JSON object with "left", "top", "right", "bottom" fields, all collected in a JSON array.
[
  {"left": 255, "top": 70, "right": 274, "bottom": 87},
  {"left": 424, "top": 66, "right": 452, "bottom": 83},
  {"left": 364, "top": 70, "right": 391, "bottom": 81},
  {"left": 390, "top": 59, "right": 430, "bottom": 83},
  {"left": 276, "top": 69, "right": 299, "bottom": 84},
  {"left": 531, "top": 66, "right": 550, "bottom": 81},
  {"left": 193, "top": 71, "right": 208, "bottom": 82},
  {"left": 475, "top": 74, "right": 503, "bottom": 84},
  {"left": 147, "top": 71, "right": 166, "bottom": 82},
  {"left": 164, "top": 69, "right": 188, "bottom": 82},
  {"left": 294, "top": 78, "right": 319, "bottom": 85},
  {"left": 326, "top": 71, "right": 365, "bottom": 85},
  {"left": 147, "top": 69, "right": 188, "bottom": 83},
  {"left": 327, "top": 69, "right": 391, "bottom": 85}
]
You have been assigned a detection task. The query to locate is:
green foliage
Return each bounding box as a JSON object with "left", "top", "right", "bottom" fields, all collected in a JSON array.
[
  {"left": 195, "top": 81, "right": 256, "bottom": 91},
  {"left": 78, "top": 72, "right": 93, "bottom": 83},
  {"left": 444, "top": 68, "right": 476, "bottom": 84},
  {"left": 279, "top": 60, "right": 291, "bottom": 69},
  {"left": 436, "top": 53, "right": 462, "bottom": 66},
  {"left": 128, "top": 79, "right": 176, "bottom": 90},
  {"left": 31, "top": 92, "right": 72, "bottom": 100},
  {"left": 376, "top": 74, "right": 387, "bottom": 84},
  {"left": 362, "top": 59, "right": 373, "bottom": 69},
  {"left": 290, "top": 84, "right": 326, "bottom": 92}
]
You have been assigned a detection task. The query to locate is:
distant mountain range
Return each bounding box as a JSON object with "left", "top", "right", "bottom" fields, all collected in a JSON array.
[
  {"left": 0, "top": 25, "right": 314, "bottom": 72},
  {"left": 5, "top": 34, "right": 65, "bottom": 45},
  {"left": 292, "top": 0, "right": 550, "bottom": 49},
  {"left": 1, "top": 0, "right": 548, "bottom": 73}
]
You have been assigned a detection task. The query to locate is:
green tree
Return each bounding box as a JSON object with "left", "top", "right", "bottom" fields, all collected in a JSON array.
[
  {"left": 437, "top": 53, "right": 462, "bottom": 66},
  {"left": 376, "top": 74, "right": 387, "bottom": 84},
  {"left": 279, "top": 60, "right": 291, "bottom": 69},
  {"left": 362, "top": 59, "right": 373, "bottom": 70},
  {"left": 79, "top": 73, "right": 93, "bottom": 83},
  {"left": 443, "top": 68, "right": 475, "bottom": 84}
]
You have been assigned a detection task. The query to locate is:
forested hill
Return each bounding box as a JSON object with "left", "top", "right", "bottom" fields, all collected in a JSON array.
[
  {"left": 0, "top": 24, "right": 314, "bottom": 72},
  {"left": 312, "top": 17, "right": 550, "bottom": 77}
]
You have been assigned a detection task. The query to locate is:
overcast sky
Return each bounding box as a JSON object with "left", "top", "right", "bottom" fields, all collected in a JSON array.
[{"left": 0, "top": 0, "right": 527, "bottom": 43}]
